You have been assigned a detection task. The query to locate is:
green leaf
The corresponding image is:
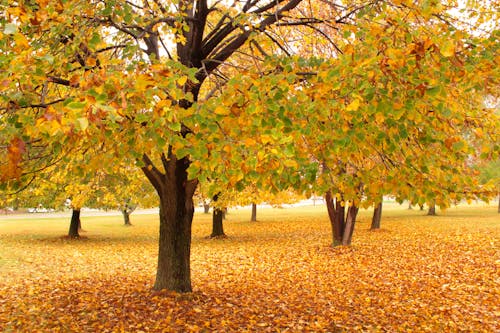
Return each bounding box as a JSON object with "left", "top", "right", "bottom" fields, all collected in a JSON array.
[
  {"left": 88, "top": 33, "right": 101, "bottom": 50},
  {"left": 66, "top": 101, "right": 87, "bottom": 110},
  {"left": 135, "top": 113, "right": 149, "bottom": 123}
]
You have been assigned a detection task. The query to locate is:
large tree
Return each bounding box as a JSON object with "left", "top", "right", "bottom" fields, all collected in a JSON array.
[{"left": 0, "top": 0, "right": 330, "bottom": 292}]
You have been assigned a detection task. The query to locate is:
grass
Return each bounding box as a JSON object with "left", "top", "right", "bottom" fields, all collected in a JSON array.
[{"left": 0, "top": 202, "right": 498, "bottom": 332}]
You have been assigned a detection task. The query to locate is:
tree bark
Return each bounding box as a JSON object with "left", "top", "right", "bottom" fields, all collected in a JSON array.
[
  {"left": 142, "top": 154, "right": 197, "bottom": 292},
  {"left": 250, "top": 202, "right": 257, "bottom": 222},
  {"left": 122, "top": 209, "right": 132, "bottom": 226},
  {"left": 211, "top": 208, "right": 225, "bottom": 237},
  {"left": 342, "top": 204, "right": 359, "bottom": 245},
  {"left": 210, "top": 193, "right": 225, "bottom": 237},
  {"left": 203, "top": 203, "right": 210, "bottom": 214},
  {"left": 371, "top": 202, "right": 383, "bottom": 230},
  {"left": 68, "top": 209, "right": 80, "bottom": 238},
  {"left": 325, "top": 191, "right": 345, "bottom": 246}
]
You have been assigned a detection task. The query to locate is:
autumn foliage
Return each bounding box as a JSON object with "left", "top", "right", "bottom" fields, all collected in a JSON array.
[{"left": 1, "top": 205, "right": 498, "bottom": 332}]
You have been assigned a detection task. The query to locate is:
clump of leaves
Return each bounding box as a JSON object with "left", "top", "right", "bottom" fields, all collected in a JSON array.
[{"left": 0, "top": 205, "right": 498, "bottom": 332}]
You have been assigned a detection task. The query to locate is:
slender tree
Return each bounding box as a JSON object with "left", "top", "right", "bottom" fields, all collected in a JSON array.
[{"left": 371, "top": 202, "right": 383, "bottom": 230}]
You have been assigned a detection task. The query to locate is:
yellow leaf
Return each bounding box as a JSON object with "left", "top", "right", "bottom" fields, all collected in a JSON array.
[
  {"left": 440, "top": 41, "right": 455, "bottom": 57},
  {"left": 76, "top": 117, "right": 88, "bottom": 131},
  {"left": 177, "top": 76, "right": 188, "bottom": 86},
  {"left": 260, "top": 134, "right": 272, "bottom": 144},
  {"left": 244, "top": 138, "right": 256, "bottom": 147},
  {"left": 214, "top": 105, "right": 230, "bottom": 115},
  {"left": 346, "top": 99, "right": 360, "bottom": 111}
]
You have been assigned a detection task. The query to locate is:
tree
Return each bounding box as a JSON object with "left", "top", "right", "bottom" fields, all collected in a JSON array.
[
  {"left": 210, "top": 193, "right": 225, "bottom": 238},
  {"left": 371, "top": 202, "right": 383, "bottom": 230},
  {"left": 251, "top": 203, "right": 257, "bottom": 222},
  {"left": 0, "top": 0, "right": 323, "bottom": 292}
]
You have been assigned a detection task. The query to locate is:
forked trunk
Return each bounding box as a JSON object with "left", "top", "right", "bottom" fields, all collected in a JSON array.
[
  {"left": 211, "top": 208, "right": 225, "bottom": 237},
  {"left": 371, "top": 202, "right": 383, "bottom": 230},
  {"left": 251, "top": 203, "right": 257, "bottom": 222},
  {"left": 325, "top": 192, "right": 359, "bottom": 246},
  {"left": 142, "top": 154, "right": 198, "bottom": 292},
  {"left": 68, "top": 209, "right": 80, "bottom": 238}
]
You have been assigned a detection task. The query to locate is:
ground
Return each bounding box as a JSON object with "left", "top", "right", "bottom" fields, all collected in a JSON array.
[{"left": 0, "top": 203, "right": 498, "bottom": 332}]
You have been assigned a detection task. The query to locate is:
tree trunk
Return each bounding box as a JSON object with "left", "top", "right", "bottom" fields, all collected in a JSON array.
[
  {"left": 203, "top": 203, "right": 210, "bottom": 214},
  {"left": 142, "top": 154, "right": 198, "bottom": 292},
  {"left": 325, "top": 192, "right": 360, "bottom": 246},
  {"left": 419, "top": 204, "right": 424, "bottom": 211},
  {"left": 68, "top": 209, "right": 80, "bottom": 238},
  {"left": 211, "top": 208, "right": 225, "bottom": 237},
  {"left": 408, "top": 202, "right": 413, "bottom": 210},
  {"left": 325, "top": 191, "right": 345, "bottom": 246},
  {"left": 250, "top": 203, "right": 257, "bottom": 222},
  {"left": 427, "top": 203, "right": 436, "bottom": 216},
  {"left": 342, "top": 204, "right": 359, "bottom": 245},
  {"left": 122, "top": 209, "right": 132, "bottom": 226},
  {"left": 371, "top": 202, "right": 383, "bottom": 230}
]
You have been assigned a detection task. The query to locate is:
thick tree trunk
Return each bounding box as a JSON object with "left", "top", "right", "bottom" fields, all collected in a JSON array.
[
  {"left": 419, "top": 204, "right": 424, "bottom": 211},
  {"left": 203, "top": 203, "right": 210, "bottom": 214},
  {"left": 371, "top": 202, "right": 383, "bottom": 230},
  {"left": 342, "top": 204, "right": 359, "bottom": 245},
  {"left": 427, "top": 203, "right": 436, "bottom": 216},
  {"left": 142, "top": 154, "right": 198, "bottom": 292},
  {"left": 122, "top": 209, "right": 132, "bottom": 226},
  {"left": 68, "top": 209, "right": 80, "bottom": 238},
  {"left": 251, "top": 203, "right": 257, "bottom": 222},
  {"left": 211, "top": 208, "right": 225, "bottom": 237}
]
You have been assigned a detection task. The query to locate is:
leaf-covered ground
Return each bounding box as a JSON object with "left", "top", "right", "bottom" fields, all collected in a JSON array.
[{"left": 0, "top": 204, "right": 499, "bottom": 332}]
